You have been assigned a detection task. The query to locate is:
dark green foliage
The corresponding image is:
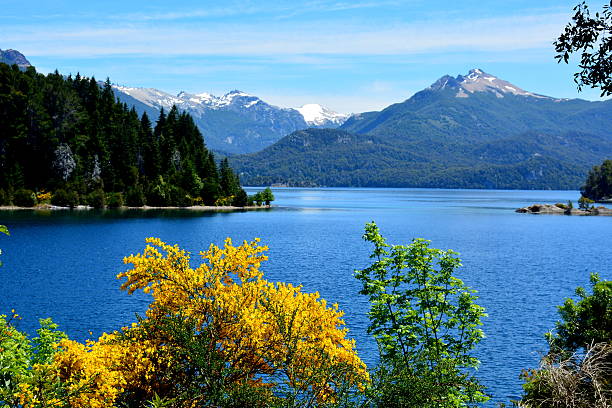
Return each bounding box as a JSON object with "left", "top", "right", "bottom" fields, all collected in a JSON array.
[
  {"left": 355, "top": 222, "right": 488, "bottom": 407},
  {"left": 219, "top": 158, "right": 240, "bottom": 197},
  {"left": 547, "top": 274, "right": 612, "bottom": 355},
  {"left": 555, "top": 1, "right": 612, "bottom": 96},
  {"left": 246, "top": 195, "right": 255, "bottom": 207},
  {"left": 167, "top": 185, "right": 192, "bottom": 207},
  {"left": 520, "top": 274, "right": 612, "bottom": 407},
  {"left": 581, "top": 159, "right": 612, "bottom": 201},
  {"left": 0, "top": 189, "right": 8, "bottom": 205},
  {"left": 232, "top": 128, "right": 611, "bottom": 189},
  {"left": 232, "top": 189, "right": 248, "bottom": 207},
  {"left": 260, "top": 187, "right": 274, "bottom": 205},
  {"left": 147, "top": 177, "right": 169, "bottom": 207},
  {"left": 200, "top": 181, "right": 220, "bottom": 206},
  {"left": 251, "top": 192, "right": 263, "bottom": 206},
  {"left": 106, "top": 192, "right": 124, "bottom": 208},
  {"left": 578, "top": 195, "right": 595, "bottom": 210},
  {"left": 126, "top": 185, "right": 146, "bottom": 207},
  {"left": 12, "top": 189, "right": 36, "bottom": 207},
  {"left": 0, "top": 63, "right": 242, "bottom": 207},
  {"left": 51, "top": 189, "right": 79, "bottom": 208},
  {"left": 86, "top": 189, "right": 106, "bottom": 208}
]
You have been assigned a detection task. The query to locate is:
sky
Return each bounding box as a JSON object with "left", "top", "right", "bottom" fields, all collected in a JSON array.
[{"left": 1, "top": 0, "right": 609, "bottom": 113}]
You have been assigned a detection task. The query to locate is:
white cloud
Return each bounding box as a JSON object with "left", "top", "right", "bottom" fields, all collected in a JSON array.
[{"left": 3, "top": 12, "right": 567, "bottom": 58}]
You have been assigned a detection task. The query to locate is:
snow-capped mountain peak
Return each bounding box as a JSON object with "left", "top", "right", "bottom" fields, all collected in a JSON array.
[
  {"left": 429, "top": 68, "right": 552, "bottom": 99},
  {"left": 296, "top": 104, "right": 349, "bottom": 127},
  {"left": 114, "top": 86, "right": 183, "bottom": 108},
  {"left": 112, "top": 85, "right": 268, "bottom": 111}
]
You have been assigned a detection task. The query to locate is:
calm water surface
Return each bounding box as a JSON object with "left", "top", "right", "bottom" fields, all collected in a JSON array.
[{"left": 1, "top": 188, "right": 610, "bottom": 405}]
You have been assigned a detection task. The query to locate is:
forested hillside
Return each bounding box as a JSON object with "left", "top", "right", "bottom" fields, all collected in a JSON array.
[
  {"left": 0, "top": 63, "right": 245, "bottom": 207},
  {"left": 231, "top": 128, "right": 610, "bottom": 189}
]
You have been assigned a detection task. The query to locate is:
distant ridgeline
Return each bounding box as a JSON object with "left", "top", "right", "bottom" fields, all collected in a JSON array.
[
  {"left": 0, "top": 63, "right": 247, "bottom": 207},
  {"left": 232, "top": 69, "right": 612, "bottom": 190}
]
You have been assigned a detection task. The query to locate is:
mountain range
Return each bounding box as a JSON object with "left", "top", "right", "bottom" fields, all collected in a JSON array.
[
  {"left": 112, "top": 86, "right": 348, "bottom": 154},
  {"left": 230, "top": 69, "right": 612, "bottom": 189},
  {"left": 2, "top": 49, "right": 610, "bottom": 190},
  {"left": 0, "top": 49, "right": 348, "bottom": 155}
]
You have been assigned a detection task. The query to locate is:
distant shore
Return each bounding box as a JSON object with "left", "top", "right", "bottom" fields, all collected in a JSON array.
[{"left": 0, "top": 204, "right": 271, "bottom": 211}]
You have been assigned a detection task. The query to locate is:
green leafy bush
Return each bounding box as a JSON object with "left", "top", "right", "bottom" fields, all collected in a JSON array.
[
  {"left": 0, "top": 313, "right": 67, "bottom": 406},
  {"left": 355, "top": 222, "right": 488, "bottom": 407},
  {"left": 0, "top": 189, "right": 9, "bottom": 205},
  {"left": 12, "top": 189, "right": 37, "bottom": 207},
  {"left": 87, "top": 189, "right": 106, "bottom": 208},
  {"left": 126, "top": 185, "right": 146, "bottom": 207},
  {"left": 578, "top": 195, "right": 595, "bottom": 210},
  {"left": 107, "top": 192, "right": 124, "bottom": 208},
  {"left": 51, "top": 189, "right": 79, "bottom": 208},
  {"left": 520, "top": 274, "right": 612, "bottom": 407},
  {"left": 232, "top": 189, "right": 248, "bottom": 207}
]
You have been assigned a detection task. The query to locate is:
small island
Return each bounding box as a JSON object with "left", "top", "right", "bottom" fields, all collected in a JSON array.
[
  {"left": 517, "top": 160, "right": 612, "bottom": 216},
  {"left": 516, "top": 203, "right": 612, "bottom": 216}
]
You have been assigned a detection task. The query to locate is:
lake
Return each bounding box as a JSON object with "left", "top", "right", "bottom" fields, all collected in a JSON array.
[{"left": 0, "top": 188, "right": 610, "bottom": 405}]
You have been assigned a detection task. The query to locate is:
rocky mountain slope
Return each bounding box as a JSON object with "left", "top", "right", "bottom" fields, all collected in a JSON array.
[{"left": 0, "top": 49, "right": 31, "bottom": 70}]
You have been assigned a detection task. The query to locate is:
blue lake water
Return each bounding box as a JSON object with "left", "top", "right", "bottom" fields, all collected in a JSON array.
[{"left": 0, "top": 188, "right": 610, "bottom": 405}]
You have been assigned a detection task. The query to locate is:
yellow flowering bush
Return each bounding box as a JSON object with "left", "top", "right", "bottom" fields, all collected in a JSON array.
[
  {"left": 36, "top": 191, "right": 52, "bottom": 203},
  {"left": 31, "top": 237, "right": 368, "bottom": 407},
  {"left": 52, "top": 331, "right": 167, "bottom": 408},
  {"left": 214, "top": 195, "right": 235, "bottom": 206},
  {"left": 119, "top": 237, "right": 369, "bottom": 404}
]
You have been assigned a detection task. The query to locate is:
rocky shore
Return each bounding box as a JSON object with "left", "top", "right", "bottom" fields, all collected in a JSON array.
[{"left": 516, "top": 203, "right": 612, "bottom": 216}]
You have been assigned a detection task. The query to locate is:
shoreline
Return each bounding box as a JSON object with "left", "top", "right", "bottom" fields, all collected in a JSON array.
[{"left": 0, "top": 204, "right": 272, "bottom": 211}]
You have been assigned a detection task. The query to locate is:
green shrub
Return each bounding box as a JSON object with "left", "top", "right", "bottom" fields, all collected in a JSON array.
[
  {"left": 356, "top": 222, "right": 488, "bottom": 407},
  {"left": 233, "top": 189, "right": 248, "bottom": 207},
  {"left": 554, "top": 203, "right": 568, "bottom": 209},
  {"left": 147, "top": 178, "right": 169, "bottom": 207},
  {"left": 107, "top": 192, "right": 124, "bottom": 208},
  {"left": 13, "top": 189, "right": 37, "bottom": 207},
  {"left": 126, "top": 185, "right": 146, "bottom": 207},
  {"left": 0, "top": 314, "right": 67, "bottom": 406},
  {"left": 51, "top": 189, "right": 79, "bottom": 208},
  {"left": 86, "top": 189, "right": 106, "bottom": 208},
  {"left": 578, "top": 196, "right": 594, "bottom": 210},
  {"left": 520, "top": 274, "right": 612, "bottom": 407},
  {"left": 0, "top": 189, "right": 8, "bottom": 205}
]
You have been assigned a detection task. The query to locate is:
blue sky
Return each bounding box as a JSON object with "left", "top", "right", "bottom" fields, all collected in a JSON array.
[{"left": 1, "top": 0, "right": 609, "bottom": 112}]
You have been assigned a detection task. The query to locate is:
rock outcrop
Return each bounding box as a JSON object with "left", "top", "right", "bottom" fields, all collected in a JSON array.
[{"left": 516, "top": 204, "right": 612, "bottom": 216}]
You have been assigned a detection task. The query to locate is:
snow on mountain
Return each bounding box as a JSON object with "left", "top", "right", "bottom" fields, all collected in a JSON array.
[
  {"left": 113, "top": 86, "right": 184, "bottom": 108},
  {"left": 113, "top": 86, "right": 268, "bottom": 112},
  {"left": 112, "top": 85, "right": 312, "bottom": 154},
  {"left": 296, "top": 104, "right": 349, "bottom": 127},
  {"left": 430, "top": 68, "right": 559, "bottom": 100}
]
